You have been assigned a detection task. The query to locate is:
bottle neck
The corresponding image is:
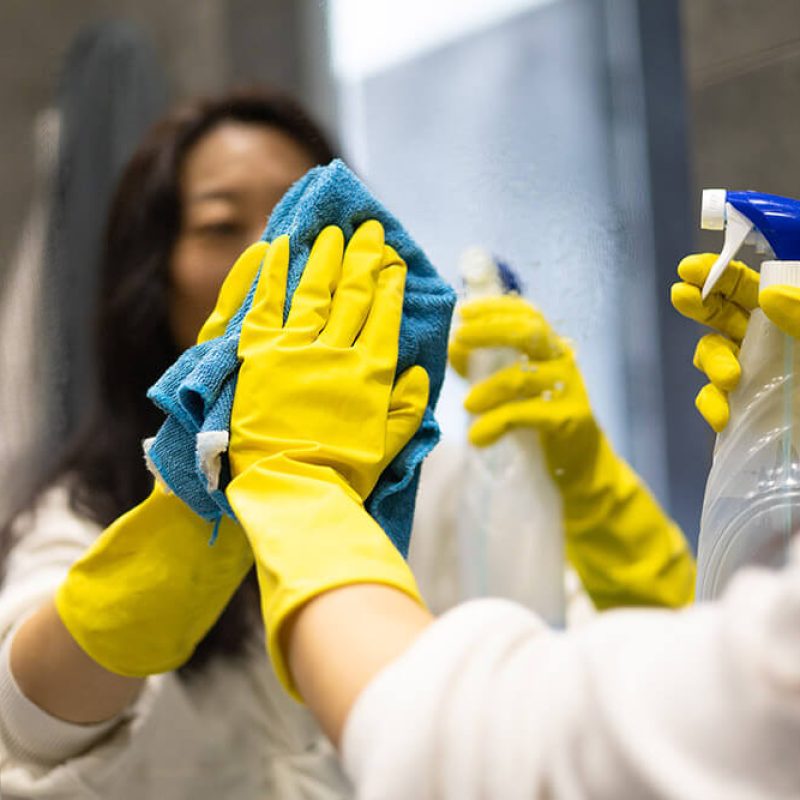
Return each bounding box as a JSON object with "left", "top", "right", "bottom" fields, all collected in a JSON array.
[{"left": 760, "top": 260, "right": 800, "bottom": 291}]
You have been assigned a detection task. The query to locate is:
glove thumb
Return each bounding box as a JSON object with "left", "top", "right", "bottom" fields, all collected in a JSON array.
[
  {"left": 385, "top": 366, "right": 430, "bottom": 464},
  {"left": 760, "top": 284, "right": 800, "bottom": 340},
  {"left": 197, "top": 241, "right": 269, "bottom": 344}
]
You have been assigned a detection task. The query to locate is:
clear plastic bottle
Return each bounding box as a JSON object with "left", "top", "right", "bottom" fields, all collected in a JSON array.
[
  {"left": 697, "top": 261, "right": 800, "bottom": 599},
  {"left": 457, "top": 247, "right": 566, "bottom": 625}
]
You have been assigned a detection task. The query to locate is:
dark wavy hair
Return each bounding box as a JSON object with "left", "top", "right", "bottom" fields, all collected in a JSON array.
[{"left": 1, "top": 88, "right": 337, "bottom": 674}]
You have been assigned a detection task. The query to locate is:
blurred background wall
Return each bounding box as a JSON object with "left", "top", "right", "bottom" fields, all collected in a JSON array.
[
  {"left": 0, "top": 0, "right": 334, "bottom": 281},
  {"left": 682, "top": 0, "right": 800, "bottom": 248},
  {"left": 1, "top": 0, "right": 799, "bottom": 542}
]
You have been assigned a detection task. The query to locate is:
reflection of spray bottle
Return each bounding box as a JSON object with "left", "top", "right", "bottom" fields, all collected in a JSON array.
[
  {"left": 458, "top": 247, "right": 566, "bottom": 625},
  {"left": 697, "top": 190, "right": 800, "bottom": 599}
]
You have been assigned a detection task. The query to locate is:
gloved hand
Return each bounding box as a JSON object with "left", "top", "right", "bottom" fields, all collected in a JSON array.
[
  {"left": 760, "top": 283, "right": 800, "bottom": 338},
  {"left": 450, "top": 294, "right": 695, "bottom": 609},
  {"left": 671, "top": 253, "right": 760, "bottom": 432},
  {"left": 226, "top": 221, "right": 430, "bottom": 697},
  {"left": 55, "top": 243, "right": 268, "bottom": 677}
]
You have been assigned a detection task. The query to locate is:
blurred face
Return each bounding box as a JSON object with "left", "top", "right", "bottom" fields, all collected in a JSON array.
[{"left": 169, "top": 121, "right": 316, "bottom": 349}]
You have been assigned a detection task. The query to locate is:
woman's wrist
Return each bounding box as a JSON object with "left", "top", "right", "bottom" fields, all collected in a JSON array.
[
  {"left": 285, "top": 583, "right": 432, "bottom": 746},
  {"left": 10, "top": 599, "right": 144, "bottom": 724}
]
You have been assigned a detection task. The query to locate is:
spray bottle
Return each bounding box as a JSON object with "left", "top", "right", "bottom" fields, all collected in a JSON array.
[
  {"left": 457, "top": 247, "right": 566, "bottom": 625},
  {"left": 696, "top": 189, "right": 800, "bottom": 599}
]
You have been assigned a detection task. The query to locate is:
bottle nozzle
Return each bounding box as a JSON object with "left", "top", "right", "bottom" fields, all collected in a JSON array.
[
  {"left": 701, "top": 189, "right": 727, "bottom": 231},
  {"left": 460, "top": 246, "right": 504, "bottom": 298},
  {"left": 701, "top": 200, "right": 754, "bottom": 300}
]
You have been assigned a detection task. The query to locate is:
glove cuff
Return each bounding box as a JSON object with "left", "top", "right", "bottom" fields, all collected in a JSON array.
[
  {"left": 56, "top": 489, "right": 252, "bottom": 677},
  {"left": 554, "top": 436, "right": 696, "bottom": 609},
  {"left": 227, "top": 460, "right": 424, "bottom": 700},
  {"left": 546, "top": 422, "right": 606, "bottom": 498}
]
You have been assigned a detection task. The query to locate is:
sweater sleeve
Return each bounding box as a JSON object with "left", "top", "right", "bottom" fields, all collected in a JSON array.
[
  {"left": 0, "top": 488, "right": 101, "bottom": 640},
  {"left": 0, "top": 630, "right": 121, "bottom": 765},
  {"left": 0, "top": 488, "right": 354, "bottom": 799},
  {"left": 0, "top": 489, "right": 217, "bottom": 799},
  {"left": 342, "top": 543, "right": 800, "bottom": 800}
]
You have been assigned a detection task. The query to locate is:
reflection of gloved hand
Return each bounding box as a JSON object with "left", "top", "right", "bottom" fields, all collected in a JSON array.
[
  {"left": 55, "top": 243, "right": 267, "bottom": 677},
  {"left": 671, "top": 253, "right": 760, "bottom": 432},
  {"left": 450, "top": 294, "right": 695, "bottom": 609},
  {"left": 227, "top": 221, "right": 429, "bottom": 697}
]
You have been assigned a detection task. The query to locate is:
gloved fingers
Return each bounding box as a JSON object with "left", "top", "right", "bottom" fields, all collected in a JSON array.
[
  {"left": 452, "top": 315, "right": 555, "bottom": 358},
  {"left": 695, "top": 382, "right": 730, "bottom": 433},
  {"left": 463, "top": 358, "right": 570, "bottom": 414},
  {"left": 447, "top": 338, "right": 470, "bottom": 377},
  {"left": 197, "top": 241, "right": 268, "bottom": 343},
  {"left": 457, "top": 294, "right": 539, "bottom": 322},
  {"left": 677, "top": 253, "right": 760, "bottom": 312},
  {"left": 449, "top": 296, "right": 555, "bottom": 377},
  {"left": 321, "top": 220, "right": 387, "bottom": 347},
  {"left": 384, "top": 366, "right": 430, "bottom": 464},
  {"left": 449, "top": 332, "right": 558, "bottom": 378},
  {"left": 358, "top": 259, "right": 407, "bottom": 368},
  {"left": 468, "top": 398, "right": 562, "bottom": 448},
  {"left": 672, "top": 253, "right": 759, "bottom": 343},
  {"left": 760, "top": 284, "right": 800, "bottom": 339},
  {"left": 286, "top": 226, "right": 344, "bottom": 339},
  {"left": 449, "top": 307, "right": 556, "bottom": 383},
  {"left": 670, "top": 281, "right": 750, "bottom": 343},
  {"left": 692, "top": 333, "right": 741, "bottom": 392},
  {"left": 246, "top": 235, "right": 290, "bottom": 333}
]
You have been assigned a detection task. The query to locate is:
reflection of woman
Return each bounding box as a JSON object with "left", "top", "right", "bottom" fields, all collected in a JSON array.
[
  {"left": 0, "top": 88, "right": 694, "bottom": 798},
  {"left": 247, "top": 247, "right": 799, "bottom": 799},
  {"left": 0, "top": 90, "right": 353, "bottom": 799}
]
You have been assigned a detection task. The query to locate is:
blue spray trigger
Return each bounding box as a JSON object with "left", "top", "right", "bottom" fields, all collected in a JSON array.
[
  {"left": 701, "top": 189, "right": 800, "bottom": 299},
  {"left": 726, "top": 190, "right": 800, "bottom": 261},
  {"left": 495, "top": 258, "right": 524, "bottom": 294}
]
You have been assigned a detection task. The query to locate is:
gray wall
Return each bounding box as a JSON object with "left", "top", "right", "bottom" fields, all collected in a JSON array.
[
  {"left": 0, "top": 0, "right": 334, "bottom": 281},
  {"left": 337, "top": 0, "right": 695, "bottom": 530},
  {"left": 682, "top": 0, "right": 800, "bottom": 250}
]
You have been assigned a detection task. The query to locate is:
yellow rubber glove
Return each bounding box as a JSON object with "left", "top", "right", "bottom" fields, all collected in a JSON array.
[
  {"left": 450, "top": 294, "right": 695, "bottom": 609},
  {"left": 55, "top": 243, "right": 268, "bottom": 676},
  {"left": 670, "top": 253, "right": 760, "bottom": 432},
  {"left": 226, "top": 221, "right": 430, "bottom": 698},
  {"left": 760, "top": 284, "right": 800, "bottom": 338}
]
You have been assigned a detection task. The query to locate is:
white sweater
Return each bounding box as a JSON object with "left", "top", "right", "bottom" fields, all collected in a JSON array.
[
  {"left": 0, "top": 485, "right": 356, "bottom": 799},
  {"left": 0, "top": 443, "right": 471, "bottom": 799},
  {"left": 343, "top": 542, "right": 800, "bottom": 799},
  {"left": 0, "top": 438, "right": 651, "bottom": 800}
]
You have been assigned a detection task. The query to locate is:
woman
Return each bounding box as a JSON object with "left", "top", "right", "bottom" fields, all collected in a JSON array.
[
  {"left": 0, "top": 88, "right": 693, "bottom": 798},
  {"left": 223, "top": 236, "right": 800, "bottom": 800},
  {"left": 0, "top": 90, "right": 352, "bottom": 799}
]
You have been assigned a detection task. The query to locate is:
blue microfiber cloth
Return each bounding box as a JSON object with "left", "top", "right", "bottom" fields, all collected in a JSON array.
[{"left": 145, "top": 159, "right": 456, "bottom": 556}]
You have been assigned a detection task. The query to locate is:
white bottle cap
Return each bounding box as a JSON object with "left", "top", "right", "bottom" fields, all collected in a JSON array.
[
  {"left": 760, "top": 261, "right": 800, "bottom": 290},
  {"left": 701, "top": 189, "right": 727, "bottom": 231},
  {"left": 460, "top": 246, "right": 503, "bottom": 298}
]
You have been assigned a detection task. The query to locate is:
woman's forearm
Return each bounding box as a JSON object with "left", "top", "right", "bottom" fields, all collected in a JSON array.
[
  {"left": 285, "top": 584, "right": 433, "bottom": 745},
  {"left": 10, "top": 599, "right": 144, "bottom": 724}
]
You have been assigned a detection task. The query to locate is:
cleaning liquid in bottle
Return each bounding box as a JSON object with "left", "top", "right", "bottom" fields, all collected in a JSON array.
[
  {"left": 696, "top": 190, "right": 800, "bottom": 599},
  {"left": 457, "top": 247, "right": 566, "bottom": 625}
]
